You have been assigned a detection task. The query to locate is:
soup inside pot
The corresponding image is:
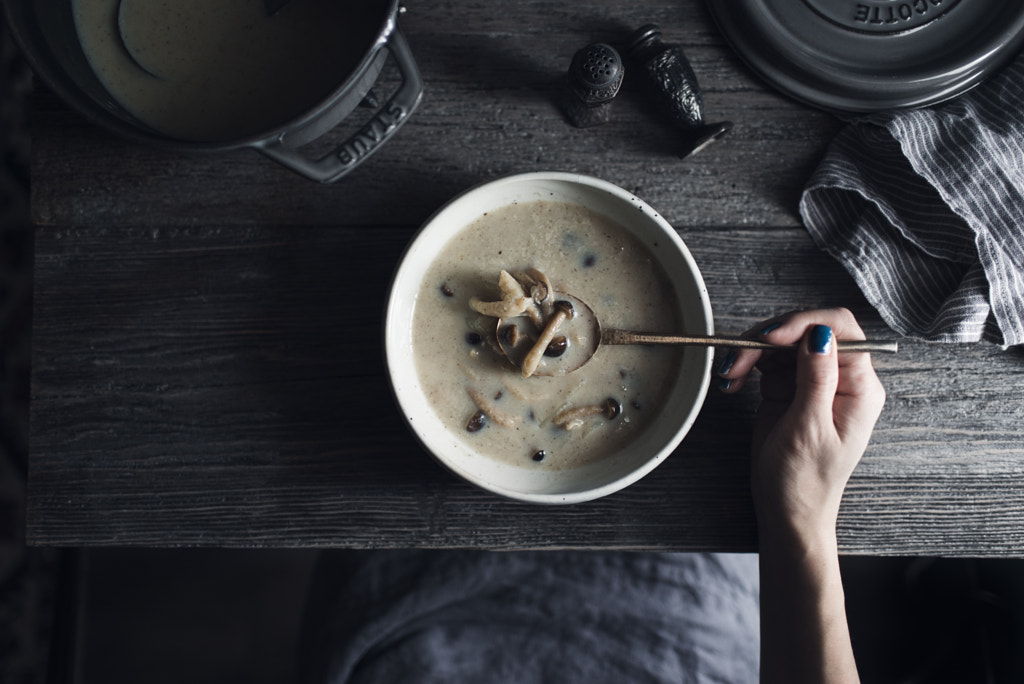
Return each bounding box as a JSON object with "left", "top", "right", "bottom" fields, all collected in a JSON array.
[{"left": 71, "top": 0, "right": 382, "bottom": 141}]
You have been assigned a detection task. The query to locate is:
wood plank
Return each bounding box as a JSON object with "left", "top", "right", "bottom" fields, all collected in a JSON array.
[
  {"left": 28, "top": 225, "right": 1024, "bottom": 554},
  {"left": 28, "top": 1, "right": 841, "bottom": 229}
]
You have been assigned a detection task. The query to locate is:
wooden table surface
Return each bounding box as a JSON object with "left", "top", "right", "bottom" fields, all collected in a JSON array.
[{"left": 26, "top": 1, "right": 1024, "bottom": 554}]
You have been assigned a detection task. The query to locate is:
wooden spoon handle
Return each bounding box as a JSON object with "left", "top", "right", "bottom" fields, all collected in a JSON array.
[{"left": 601, "top": 329, "right": 898, "bottom": 353}]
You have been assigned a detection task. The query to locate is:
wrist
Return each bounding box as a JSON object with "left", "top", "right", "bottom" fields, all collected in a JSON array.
[
  {"left": 757, "top": 511, "right": 839, "bottom": 561},
  {"left": 758, "top": 514, "right": 858, "bottom": 684}
]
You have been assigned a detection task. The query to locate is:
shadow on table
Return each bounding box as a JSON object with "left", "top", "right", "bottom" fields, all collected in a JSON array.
[
  {"left": 48, "top": 548, "right": 1024, "bottom": 684},
  {"left": 841, "top": 555, "right": 1024, "bottom": 683}
]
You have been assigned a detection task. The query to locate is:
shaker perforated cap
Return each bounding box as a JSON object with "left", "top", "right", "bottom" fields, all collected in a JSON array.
[
  {"left": 708, "top": 0, "right": 1024, "bottom": 113},
  {"left": 569, "top": 43, "right": 624, "bottom": 106}
]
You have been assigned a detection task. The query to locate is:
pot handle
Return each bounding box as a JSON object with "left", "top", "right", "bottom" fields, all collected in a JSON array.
[{"left": 256, "top": 27, "right": 423, "bottom": 183}]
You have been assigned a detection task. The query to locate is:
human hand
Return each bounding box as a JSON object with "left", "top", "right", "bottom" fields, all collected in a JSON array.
[{"left": 716, "top": 309, "right": 886, "bottom": 546}]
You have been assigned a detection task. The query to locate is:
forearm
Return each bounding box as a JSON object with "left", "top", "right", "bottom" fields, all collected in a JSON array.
[
  {"left": 758, "top": 525, "right": 859, "bottom": 684},
  {"left": 719, "top": 310, "right": 883, "bottom": 683}
]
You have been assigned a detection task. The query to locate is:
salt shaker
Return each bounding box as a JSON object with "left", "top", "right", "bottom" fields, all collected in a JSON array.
[
  {"left": 624, "top": 24, "right": 732, "bottom": 157},
  {"left": 562, "top": 42, "right": 624, "bottom": 128}
]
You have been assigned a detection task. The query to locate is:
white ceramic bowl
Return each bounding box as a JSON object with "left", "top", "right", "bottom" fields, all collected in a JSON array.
[{"left": 384, "top": 172, "right": 714, "bottom": 504}]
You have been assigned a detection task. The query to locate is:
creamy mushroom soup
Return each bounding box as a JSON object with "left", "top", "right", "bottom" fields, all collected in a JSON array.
[
  {"left": 71, "top": 0, "right": 378, "bottom": 141},
  {"left": 412, "top": 200, "right": 686, "bottom": 471}
]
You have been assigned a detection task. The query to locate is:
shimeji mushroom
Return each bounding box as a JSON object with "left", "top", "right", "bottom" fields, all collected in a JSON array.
[
  {"left": 469, "top": 270, "right": 529, "bottom": 319},
  {"left": 552, "top": 397, "right": 622, "bottom": 430},
  {"left": 511, "top": 267, "right": 553, "bottom": 328},
  {"left": 465, "top": 386, "right": 518, "bottom": 429},
  {"left": 544, "top": 336, "right": 569, "bottom": 357},
  {"left": 521, "top": 300, "right": 574, "bottom": 378}
]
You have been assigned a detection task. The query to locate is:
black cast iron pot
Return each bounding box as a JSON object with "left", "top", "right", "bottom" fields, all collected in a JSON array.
[{"left": 1, "top": 0, "right": 423, "bottom": 182}]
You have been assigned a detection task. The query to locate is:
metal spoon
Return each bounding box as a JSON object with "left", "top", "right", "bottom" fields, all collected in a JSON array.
[{"left": 497, "top": 293, "right": 898, "bottom": 378}]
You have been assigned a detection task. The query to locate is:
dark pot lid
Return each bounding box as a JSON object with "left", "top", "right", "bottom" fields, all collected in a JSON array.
[{"left": 707, "top": 0, "right": 1024, "bottom": 113}]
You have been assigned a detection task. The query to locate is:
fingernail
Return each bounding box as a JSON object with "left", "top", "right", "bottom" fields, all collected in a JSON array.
[
  {"left": 716, "top": 350, "right": 737, "bottom": 376},
  {"left": 809, "top": 324, "right": 833, "bottom": 354},
  {"left": 718, "top": 377, "right": 732, "bottom": 391},
  {"left": 760, "top": 322, "right": 782, "bottom": 336}
]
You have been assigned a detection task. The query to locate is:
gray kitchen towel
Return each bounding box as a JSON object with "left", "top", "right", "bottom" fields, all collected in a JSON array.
[
  {"left": 300, "top": 550, "right": 760, "bottom": 684},
  {"left": 800, "top": 54, "right": 1024, "bottom": 346}
]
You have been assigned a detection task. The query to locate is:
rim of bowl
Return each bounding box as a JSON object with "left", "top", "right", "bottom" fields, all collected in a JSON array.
[{"left": 383, "top": 171, "right": 714, "bottom": 504}]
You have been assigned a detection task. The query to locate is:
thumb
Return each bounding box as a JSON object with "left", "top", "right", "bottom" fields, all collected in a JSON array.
[{"left": 791, "top": 324, "right": 839, "bottom": 424}]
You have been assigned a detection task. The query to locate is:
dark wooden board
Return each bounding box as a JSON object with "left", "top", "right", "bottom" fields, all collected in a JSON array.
[
  {"left": 26, "top": 0, "right": 1024, "bottom": 554},
  {"left": 28, "top": 225, "right": 1024, "bottom": 554}
]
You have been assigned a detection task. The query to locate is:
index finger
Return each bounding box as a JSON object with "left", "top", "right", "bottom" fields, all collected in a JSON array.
[
  {"left": 766, "top": 309, "right": 885, "bottom": 425},
  {"left": 760, "top": 308, "right": 867, "bottom": 346},
  {"left": 754, "top": 308, "right": 864, "bottom": 373},
  {"left": 718, "top": 308, "right": 871, "bottom": 393}
]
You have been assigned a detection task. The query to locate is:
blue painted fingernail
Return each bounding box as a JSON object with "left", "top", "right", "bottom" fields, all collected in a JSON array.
[
  {"left": 719, "top": 377, "right": 732, "bottom": 391},
  {"left": 809, "top": 325, "right": 833, "bottom": 354},
  {"left": 716, "top": 350, "right": 737, "bottom": 375},
  {"left": 760, "top": 322, "right": 782, "bottom": 336}
]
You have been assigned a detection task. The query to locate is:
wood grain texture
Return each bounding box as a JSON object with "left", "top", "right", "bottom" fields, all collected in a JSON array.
[
  {"left": 25, "top": 0, "right": 1024, "bottom": 553},
  {"left": 28, "top": 226, "right": 1024, "bottom": 554}
]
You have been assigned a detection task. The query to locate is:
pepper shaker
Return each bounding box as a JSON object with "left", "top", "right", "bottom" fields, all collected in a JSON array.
[
  {"left": 562, "top": 42, "right": 625, "bottom": 128},
  {"left": 624, "top": 24, "right": 732, "bottom": 157}
]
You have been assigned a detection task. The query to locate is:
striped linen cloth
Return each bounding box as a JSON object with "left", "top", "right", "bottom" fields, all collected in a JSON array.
[{"left": 800, "top": 55, "right": 1024, "bottom": 347}]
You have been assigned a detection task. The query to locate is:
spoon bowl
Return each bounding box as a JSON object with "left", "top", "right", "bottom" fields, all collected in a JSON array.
[{"left": 496, "top": 293, "right": 599, "bottom": 377}]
